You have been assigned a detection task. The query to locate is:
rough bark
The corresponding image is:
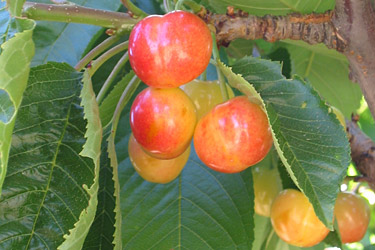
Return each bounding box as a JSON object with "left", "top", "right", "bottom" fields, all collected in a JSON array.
[
  {"left": 332, "top": 0, "right": 375, "bottom": 121},
  {"left": 347, "top": 116, "right": 375, "bottom": 190}
]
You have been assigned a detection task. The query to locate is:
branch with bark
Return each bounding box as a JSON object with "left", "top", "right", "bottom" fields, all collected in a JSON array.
[{"left": 347, "top": 116, "right": 375, "bottom": 191}]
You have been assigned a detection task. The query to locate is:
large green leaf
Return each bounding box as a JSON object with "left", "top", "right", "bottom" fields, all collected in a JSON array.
[
  {"left": 58, "top": 69, "right": 102, "bottom": 249},
  {"left": 0, "top": 89, "right": 14, "bottom": 123},
  {"left": 282, "top": 40, "right": 362, "bottom": 117},
  {"left": 118, "top": 105, "right": 255, "bottom": 248},
  {"left": 202, "top": 0, "right": 333, "bottom": 15},
  {"left": 30, "top": 0, "right": 122, "bottom": 67},
  {"left": 0, "top": 18, "right": 34, "bottom": 195},
  {"left": 224, "top": 56, "right": 350, "bottom": 229},
  {"left": 82, "top": 131, "right": 116, "bottom": 250},
  {"left": 280, "top": 0, "right": 334, "bottom": 13},
  {"left": 0, "top": 63, "right": 96, "bottom": 249},
  {"left": 6, "top": 0, "right": 25, "bottom": 16}
]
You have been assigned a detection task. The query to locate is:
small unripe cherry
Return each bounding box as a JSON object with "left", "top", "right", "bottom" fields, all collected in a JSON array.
[
  {"left": 253, "top": 165, "right": 282, "bottom": 217},
  {"left": 334, "top": 192, "right": 370, "bottom": 243},
  {"left": 130, "top": 87, "right": 197, "bottom": 159},
  {"left": 180, "top": 79, "right": 235, "bottom": 120},
  {"left": 193, "top": 96, "right": 273, "bottom": 173},
  {"left": 128, "top": 134, "right": 190, "bottom": 184}
]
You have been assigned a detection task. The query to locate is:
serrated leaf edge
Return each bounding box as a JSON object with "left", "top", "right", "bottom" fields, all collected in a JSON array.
[{"left": 57, "top": 71, "right": 103, "bottom": 250}]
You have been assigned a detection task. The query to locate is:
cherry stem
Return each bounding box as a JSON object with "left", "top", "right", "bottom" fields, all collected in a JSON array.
[
  {"left": 110, "top": 75, "right": 141, "bottom": 131},
  {"left": 22, "top": 2, "right": 140, "bottom": 29},
  {"left": 200, "top": 70, "right": 207, "bottom": 81},
  {"left": 75, "top": 34, "right": 121, "bottom": 72},
  {"left": 120, "top": 0, "right": 147, "bottom": 18},
  {"left": 97, "top": 52, "right": 129, "bottom": 104},
  {"left": 163, "top": 0, "right": 173, "bottom": 13},
  {"left": 87, "top": 41, "right": 128, "bottom": 77},
  {"left": 211, "top": 31, "right": 229, "bottom": 102},
  {"left": 174, "top": 0, "right": 202, "bottom": 13}
]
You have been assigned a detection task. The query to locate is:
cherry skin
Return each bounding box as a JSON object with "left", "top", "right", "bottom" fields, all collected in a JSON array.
[
  {"left": 130, "top": 87, "right": 197, "bottom": 159},
  {"left": 270, "top": 189, "right": 330, "bottom": 247},
  {"left": 128, "top": 134, "right": 190, "bottom": 184},
  {"left": 128, "top": 11, "right": 212, "bottom": 88},
  {"left": 252, "top": 165, "right": 282, "bottom": 217},
  {"left": 193, "top": 96, "right": 273, "bottom": 173},
  {"left": 180, "top": 79, "right": 235, "bottom": 120},
  {"left": 334, "top": 192, "right": 370, "bottom": 243}
]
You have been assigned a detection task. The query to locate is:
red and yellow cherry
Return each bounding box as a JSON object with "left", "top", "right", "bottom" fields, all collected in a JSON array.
[
  {"left": 180, "top": 80, "right": 235, "bottom": 120},
  {"left": 128, "top": 134, "right": 190, "bottom": 184},
  {"left": 270, "top": 189, "right": 330, "bottom": 247},
  {"left": 252, "top": 164, "right": 282, "bottom": 217},
  {"left": 193, "top": 96, "right": 273, "bottom": 173},
  {"left": 128, "top": 11, "right": 212, "bottom": 88},
  {"left": 130, "top": 87, "right": 197, "bottom": 159},
  {"left": 334, "top": 192, "right": 370, "bottom": 243}
]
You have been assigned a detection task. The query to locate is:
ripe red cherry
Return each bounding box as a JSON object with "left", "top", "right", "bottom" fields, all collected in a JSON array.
[
  {"left": 193, "top": 96, "right": 273, "bottom": 173},
  {"left": 128, "top": 11, "right": 212, "bottom": 88},
  {"left": 130, "top": 87, "right": 197, "bottom": 159},
  {"left": 334, "top": 192, "right": 370, "bottom": 243}
]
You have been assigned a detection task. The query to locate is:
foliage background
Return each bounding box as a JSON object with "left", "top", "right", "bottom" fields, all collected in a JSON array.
[{"left": 0, "top": 0, "right": 374, "bottom": 249}]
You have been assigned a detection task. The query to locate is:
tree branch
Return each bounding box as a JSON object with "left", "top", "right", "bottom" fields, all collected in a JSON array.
[
  {"left": 202, "top": 9, "right": 346, "bottom": 51},
  {"left": 347, "top": 116, "right": 375, "bottom": 191},
  {"left": 332, "top": 0, "right": 375, "bottom": 121}
]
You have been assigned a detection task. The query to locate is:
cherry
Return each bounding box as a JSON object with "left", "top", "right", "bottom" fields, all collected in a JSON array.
[
  {"left": 252, "top": 165, "right": 282, "bottom": 217},
  {"left": 128, "top": 11, "right": 212, "bottom": 88},
  {"left": 270, "top": 189, "right": 330, "bottom": 247},
  {"left": 193, "top": 96, "right": 273, "bottom": 173},
  {"left": 334, "top": 192, "right": 370, "bottom": 243},
  {"left": 180, "top": 79, "right": 234, "bottom": 120},
  {"left": 128, "top": 134, "right": 190, "bottom": 184},
  {"left": 130, "top": 87, "right": 197, "bottom": 159}
]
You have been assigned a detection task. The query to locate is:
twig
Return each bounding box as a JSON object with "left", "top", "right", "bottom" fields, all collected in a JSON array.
[
  {"left": 22, "top": 2, "right": 139, "bottom": 29},
  {"left": 347, "top": 115, "right": 375, "bottom": 191}
]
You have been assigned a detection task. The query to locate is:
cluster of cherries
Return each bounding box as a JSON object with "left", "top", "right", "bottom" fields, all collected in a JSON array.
[
  {"left": 126, "top": 10, "right": 370, "bottom": 247},
  {"left": 127, "top": 10, "right": 272, "bottom": 182}
]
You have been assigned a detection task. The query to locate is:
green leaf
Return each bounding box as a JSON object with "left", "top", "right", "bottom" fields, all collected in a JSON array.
[
  {"left": 0, "top": 18, "right": 34, "bottom": 195},
  {"left": 82, "top": 131, "right": 115, "bottom": 250},
  {"left": 58, "top": 70, "right": 102, "bottom": 249},
  {"left": 279, "top": 0, "right": 334, "bottom": 13},
  {"left": 282, "top": 40, "right": 362, "bottom": 117},
  {"left": 6, "top": 0, "right": 25, "bottom": 16},
  {"left": 223, "top": 56, "right": 351, "bottom": 229},
  {"left": 30, "top": 0, "right": 122, "bottom": 67},
  {"left": 99, "top": 71, "right": 136, "bottom": 128},
  {"left": 0, "top": 89, "right": 15, "bottom": 123},
  {"left": 252, "top": 215, "right": 272, "bottom": 250},
  {"left": 202, "top": 0, "right": 333, "bottom": 15},
  {"left": 119, "top": 132, "right": 255, "bottom": 248},
  {"left": 0, "top": 62, "right": 95, "bottom": 249}
]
